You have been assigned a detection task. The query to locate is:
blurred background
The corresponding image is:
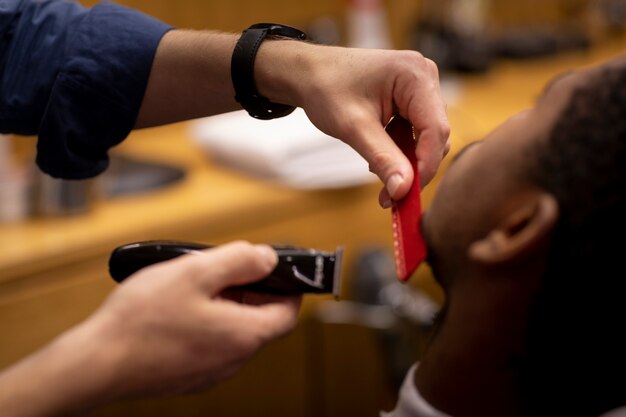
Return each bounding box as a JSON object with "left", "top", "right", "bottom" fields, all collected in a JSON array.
[{"left": 0, "top": 1, "right": 624, "bottom": 416}]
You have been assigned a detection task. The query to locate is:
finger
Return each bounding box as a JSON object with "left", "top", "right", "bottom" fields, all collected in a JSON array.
[
  {"left": 444, "top": 137, "right": 452, "bottom": 156},
  {"left": 408, "top": 102, "right": 450, "bottom": 187},
  {"left": 402, "top": 60, "right": 450, "bottom": 188},
  {"left": 217, "top": 288, "right": 244, "bottom": 303},
  {"left": 415, "top": 126, "right": 448, "bottom": 188},
  {"left": 241, "top": 291, "right": 303, "bottom": 308},
  {"left": 173, "top": 241, "right": 278, "bottom": 295},
  {"left": 238, "top": 295, "right": 302, "bottom": 340},
  {"left": 378, "top": 187, "right": 392, "bottom": 209},
  {"left": 205, "top": 295, "right": 301, "bottom": 346},
  {"left": 219, "top": 287, "right": 303, "bottom": 313},
  {"left": 217, "top": 288, "right": 296, "bottom": 306},
  {"left": 349, "top": 118, "right": 415, "bottom": 200}
]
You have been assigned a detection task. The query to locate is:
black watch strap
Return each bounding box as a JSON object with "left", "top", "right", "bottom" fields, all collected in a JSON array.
[{"left": 231, "top": 23, "right": 307, "bottom": 120}]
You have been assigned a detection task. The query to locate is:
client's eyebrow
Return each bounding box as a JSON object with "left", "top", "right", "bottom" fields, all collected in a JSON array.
[{"left": 536, "top": 70, "right": 574, "bottom": 104}]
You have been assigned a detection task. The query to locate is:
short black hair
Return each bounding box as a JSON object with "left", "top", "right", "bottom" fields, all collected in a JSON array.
[{"left": 521, "top": 60, "right": 626, "bottom": 416}]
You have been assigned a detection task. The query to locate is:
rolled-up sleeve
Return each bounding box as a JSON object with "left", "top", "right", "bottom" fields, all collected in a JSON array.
[{"left": 0, "top": 0, "right": 172, "bottom": 179}]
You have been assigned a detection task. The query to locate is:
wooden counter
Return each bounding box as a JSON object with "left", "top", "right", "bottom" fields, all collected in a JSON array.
[
  {"left": 1, "top": 35, "right": 624, "bottom": 417},
  {"left": 1, "top": 116, "right": 413, "bottom": 416}
]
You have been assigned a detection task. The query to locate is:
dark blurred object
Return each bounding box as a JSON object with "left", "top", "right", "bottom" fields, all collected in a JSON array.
[
  {"left": 596, "top": 0, "right": 626, "bottom": 34},
  {"left": 314, "top": 247, "right": 439, "bottom": 391},
  {"left": 29, "top": 154, "right": 186, "bottom": 217},
  {"left": 410, "top": 20, "right": 592, "bottom": 72},
  {"left": 100, "top": 154, "right": 185, "bottom": 199},
  {"left": 491, "top": 25, "right": 591, "bottom": 58},
  {"left": 411, "top": 0, "right": 493, "bottom": 73},
  {"left": 306, "top": 16, "right": 342, "bottom": 45},
  {"left": 410, "top": 0, "right": 599, "bottom": 74},
  {"left": 410, "top": 20, "right": 493, "bottom": 73},
  {"left": 491, "top": 0, "right": 592, "bottom": 58}
]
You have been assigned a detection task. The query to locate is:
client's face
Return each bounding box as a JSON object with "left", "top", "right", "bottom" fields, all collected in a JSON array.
[{"left": 422, "top": 66, "right": 591, "bottom": 287}]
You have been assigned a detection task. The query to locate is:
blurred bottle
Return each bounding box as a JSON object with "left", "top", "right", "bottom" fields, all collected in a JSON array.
[
  {"left": 591, "top": 0, "right": 626, "bottom": 37},
  {"left": 345, "top": 0, "right": 393, "bottom": 48},
  {"left": 449, "top": 0, "right": 490, "bottom": 39},
  {"left": 0, "top": 134, "right": 9, "bottom": 178},
  {"left": 0, "top": 135, "right": 31, "bottom": 223},
  {"left": 33, "top": 173, "right": 96, "bottom": 217}
]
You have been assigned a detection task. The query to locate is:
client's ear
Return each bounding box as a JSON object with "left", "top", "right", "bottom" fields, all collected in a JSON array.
[{"left": 469, "top": 193, "right": 559, "bottom": 264}]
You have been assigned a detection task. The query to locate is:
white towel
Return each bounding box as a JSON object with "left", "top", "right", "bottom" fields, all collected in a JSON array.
[{"left": 190, "top": 108, "right": 377, "bottom": 189}]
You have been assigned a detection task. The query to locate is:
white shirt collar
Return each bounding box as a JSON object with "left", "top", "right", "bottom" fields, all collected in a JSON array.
[{"left": 381, "top": 363, "right": 453, "bottom": 417}]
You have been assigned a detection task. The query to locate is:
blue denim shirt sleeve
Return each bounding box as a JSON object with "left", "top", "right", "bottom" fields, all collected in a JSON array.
[{"left": 0, "top": 0, "right": 173, "bottom": 179}]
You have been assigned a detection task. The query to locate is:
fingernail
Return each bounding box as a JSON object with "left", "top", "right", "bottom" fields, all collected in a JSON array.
[
  {"left": 254, "top": 244, "right": 278, "bottom": 266},
  {"left": 382, "top": 199, "right": 393, "bottom": 209},
  {"left": 386, "top": 174, "right": 404, "bottom": 198}
]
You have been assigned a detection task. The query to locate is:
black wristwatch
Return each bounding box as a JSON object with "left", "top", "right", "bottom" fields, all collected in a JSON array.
[{"left": 231, "top": 23, "right": 307, "bottom": 120}]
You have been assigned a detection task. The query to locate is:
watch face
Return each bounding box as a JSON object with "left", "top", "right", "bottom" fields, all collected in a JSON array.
[{"left": 249, "top": 23, "right": 307, "bottom": 40}]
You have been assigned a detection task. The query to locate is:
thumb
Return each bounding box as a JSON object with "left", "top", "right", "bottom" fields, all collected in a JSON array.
[
  {"left": 174, "top": 241, "right": 278, "bottom": 295},
  {"left": 351, "top": 119, "right": 415, "bottom": 201}
]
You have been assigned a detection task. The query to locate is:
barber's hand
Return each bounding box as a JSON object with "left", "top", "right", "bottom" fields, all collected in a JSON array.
[
  {"left": 84, "top": 241, "right": 300, "bottom": 399},
  {"left": 141, "top": 32, "right": 449, "bottom": 204},
  {"left": 0, "top": 241, "right": 299, "bottom": 417},
  {"left": 300, "top": 47, "right": 450, "bottom": 204}
]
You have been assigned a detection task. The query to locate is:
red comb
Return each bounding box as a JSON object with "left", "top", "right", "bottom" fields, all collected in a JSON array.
[{"left": 385, "top": 116, "right": 427, "bottom": 281}]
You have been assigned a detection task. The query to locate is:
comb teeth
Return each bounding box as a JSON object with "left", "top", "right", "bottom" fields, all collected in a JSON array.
[
  {"left": 392, "top": 209, "right": 408, "bottom": 277},
  {"left": 385, "top": 116, "right": 428, "bottom": 281},
  {"left": 392, "top": 211, "right": 407, "bottom": 277}
]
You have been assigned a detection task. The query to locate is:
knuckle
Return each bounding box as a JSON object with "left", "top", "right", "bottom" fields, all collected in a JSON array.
[
  {"left": 217, "top": 364, "right": 242, "bottom": 383},
  {"left": 229, "top": 332, "right": 263, "bottom": 362},
  {"left": 179, "top": 255, "right": 207, "bottom": 278},
  {"left": 226, "top": 240, "right": 273, "bottom": 273},
  {"left": 402, "top": 49, "right": 425, "bottom": 62},
  {"left": 367, "top": 150, "right": 394, "bottom": 177},
  {"left": 425, "top": 58, "right": 439, "bottom": 76},
  {"left": 225, "top": 240, "right": 254, "bottom": 253},
  {"left": 285, "top": 314, "right": 299, "bottom": 332},
  {"left": 226, "top": 240, "right": 259, "bottom": 262},
  {"left": 441, "top": 123, "right": 451, "bottom": 141},
  {"left": 404, "top": 50, "right": 430, "bottom": 71}
]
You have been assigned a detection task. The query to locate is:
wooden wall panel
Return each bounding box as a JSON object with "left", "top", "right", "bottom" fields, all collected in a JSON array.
[{"left": 78, "top": 0, "right": 343, "bottom": 33}]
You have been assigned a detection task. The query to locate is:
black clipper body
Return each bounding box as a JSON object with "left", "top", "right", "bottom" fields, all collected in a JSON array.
[{"left": 108, "top": 240, "right": 343, "bottom": 297}]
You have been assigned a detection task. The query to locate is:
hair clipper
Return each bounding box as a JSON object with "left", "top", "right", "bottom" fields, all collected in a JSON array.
[{"left": 108, "top": 240, "right": 343, "bottom": 297}]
